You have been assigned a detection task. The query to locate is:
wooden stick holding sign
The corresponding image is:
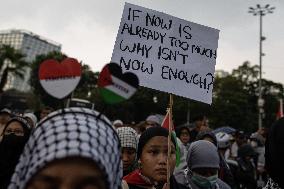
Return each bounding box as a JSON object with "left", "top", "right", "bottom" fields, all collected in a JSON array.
[
  {"left": 162, "top": 94, "right": 181, "bottom": 188},
  {"left": 167, "top": 94, "right": 173, "bottom": 186}
]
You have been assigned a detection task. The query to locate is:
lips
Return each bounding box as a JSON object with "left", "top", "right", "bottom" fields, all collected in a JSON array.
[
  {"left": 155, "top": 168, "right": 167, "bottom": 175},
  {"left": 123, "top": 163, "right": 130, "bottom": 168}
]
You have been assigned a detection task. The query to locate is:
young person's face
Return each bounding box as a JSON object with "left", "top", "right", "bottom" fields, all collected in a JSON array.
[
  {"left": 121, "top": 147, "right": 136, "bottom": 172},
  {"left": 180, "top": 129, "right": 190, "bottom": 144},
  {"left": 4, "top": 121, "right": 24, "bottom": 136},
  {"left": 25, "top": 157, "right": 106, "bottom": 189},
  {"left": 140, "top": 136, "right": 176, "bottom": 183}
]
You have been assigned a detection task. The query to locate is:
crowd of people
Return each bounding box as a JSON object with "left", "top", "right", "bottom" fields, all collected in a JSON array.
[{"left": 0, "top": 106, "right": 283, "bottom": 189}]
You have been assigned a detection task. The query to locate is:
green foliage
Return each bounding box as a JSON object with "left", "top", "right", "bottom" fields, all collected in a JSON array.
[
  {"left": 28, "top": 54, "right": 283, "bottom": 132},
  {"left": 211, "top": 61, "right": 283, "bottom": 131},
  {"left": 0, "top": 45, "right": 29, "bottom": 93}
]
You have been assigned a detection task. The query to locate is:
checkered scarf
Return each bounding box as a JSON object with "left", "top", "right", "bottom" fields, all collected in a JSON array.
[
  {"left": 116, "top": 127, "right": 138, "bottom": 150},
  {"left": 8, "top": 107, "right": 122, "bottom": 189}
]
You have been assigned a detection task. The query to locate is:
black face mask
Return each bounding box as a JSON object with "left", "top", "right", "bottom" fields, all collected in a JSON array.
[{"left": 1, "top": 133, "right": 26, "bottom": 150}]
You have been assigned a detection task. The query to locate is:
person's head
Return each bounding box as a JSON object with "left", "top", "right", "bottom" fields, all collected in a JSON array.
[
  {"left": 23, "top": 113, "right": 38, "bottom": 128},
  {"left": 113, "top": 120, "right": 123, "bottom": 129},
  {"left": 8, "top": 108, "right": 122, "bottom": 189},
  {"left": 176, "top": 126, "right": 191, "bottom": 145},
  {"left": 145, "top": 115, "right": 160, "bottom": 128},
  {"left": 235, "top": 130, "right": 247, "bottom": 146},
  {"left": 215, "top": 132, "right": 231, "bottom": 152},
  {"left": 40, "top": 107, "right": 53, "bottom": 120},
  {"left": 116, "top": 127, "right": 138, "bottom": 175},
  {"left": 0, "top": 108, "right": 11, "bottom": 126},
  {"left": 187, "top": 140, "right": 220, "bottom": 188},
  {"left": 237, "top": 144, "right": 257, "bottom": 162},
  {"left": 137, "top": 127, "right": 176, "bottom": 184},
  {"left": 1, "top": 116, "right": 32, "bottom": 150},
  {"left": 266, "top": 117, "right": 284, "bottom": 188},
  {"left": 192, "top": 115, "right": 206, "bottom": 130},
  {"left": 196, "top": 131, "right": 217, "bottom": 147}
]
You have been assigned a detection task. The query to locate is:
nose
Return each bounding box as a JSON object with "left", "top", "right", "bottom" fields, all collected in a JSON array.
[
  {"left": 157, "top": 153, "right": 167, "bottom": 165},
  {"left": 122, "top": 152, "right": 130, "bottom": 162}
]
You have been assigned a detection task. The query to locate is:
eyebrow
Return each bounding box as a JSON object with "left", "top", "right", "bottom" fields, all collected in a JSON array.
[
  {"left": 33, "top": 174, "right": 60, "bottom": 182},
  {"left": 31, "top": 174, "right": 61, "bottom": 186},
  {"left": 75, "top": 176, "right": 106, "bottom": 189},
  {"left": 148, "top": 144, "right": 175, "bottom": 148},
  {"left": 32, "top": 174, "right": 105, "bottom": 189}
]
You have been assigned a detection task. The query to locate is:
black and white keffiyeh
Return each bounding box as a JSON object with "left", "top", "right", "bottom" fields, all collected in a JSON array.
[
  {"left": 8, "top": 107, "right": 122, "bottom": 189},
  {"left": 116, "top": 127, "right": 138, "bottom": 150},
  {"left": 263, "top": 178, "right": 281, "bottom": 189}
]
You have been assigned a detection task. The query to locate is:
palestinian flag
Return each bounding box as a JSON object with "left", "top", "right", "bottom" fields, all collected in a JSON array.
[
  {"left": 98, "top": 63, "right": 139, "bottom": 104},
  {"left": 161, "top": 109, "right": 181, "bottom": 167}
]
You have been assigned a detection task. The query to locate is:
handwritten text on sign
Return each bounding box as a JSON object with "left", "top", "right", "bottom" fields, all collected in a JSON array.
[{"left": 111, "top": 3, "right": 219, "bottom": 104}]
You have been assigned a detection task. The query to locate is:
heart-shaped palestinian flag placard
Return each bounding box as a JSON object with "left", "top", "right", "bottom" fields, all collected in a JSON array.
[
  {"left": 98, "top": 63, "right": 139, "bottom": 104},
  {"left": 39, "top": 58, "right": 81, "bottom": 99}
]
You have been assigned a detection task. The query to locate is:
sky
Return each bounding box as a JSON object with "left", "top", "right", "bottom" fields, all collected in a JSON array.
[{"left": 0, "top": 0, "right": 283, "bottom": 84}]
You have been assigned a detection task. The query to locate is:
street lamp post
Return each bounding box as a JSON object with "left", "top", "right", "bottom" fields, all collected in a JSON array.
[{"left": 248, "top": 4, "right": 275, "bottom": 129}]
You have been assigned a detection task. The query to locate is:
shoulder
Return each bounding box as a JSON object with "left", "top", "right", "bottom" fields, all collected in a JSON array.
[
  {"left": 217, "top": 178, "right": 231, "bottom": 189},
  {"left": 171, "top": 176, "right": 189, "bottom": 189},
  {"left": 128, "top": 184, "right": 145, "bottom": 189},
  {"left": 122, "top": 180, "right": 145, "bottom": 189}
]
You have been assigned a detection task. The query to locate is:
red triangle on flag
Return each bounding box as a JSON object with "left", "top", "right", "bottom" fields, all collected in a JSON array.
[
  {"left": 98, "top": 65, "right": 113, "bottom": 87},
  {"left": 162, "top": 109, "right": 174, "bottom": 131}
]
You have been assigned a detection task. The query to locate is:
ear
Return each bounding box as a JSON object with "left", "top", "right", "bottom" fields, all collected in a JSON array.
[{"left": 138, "top": 160, "right": 142, "bottom": 168}]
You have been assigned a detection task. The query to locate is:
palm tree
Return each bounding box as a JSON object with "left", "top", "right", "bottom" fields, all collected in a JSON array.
[{"left": 0, "top": 45, "right": 28, "bottom": 93}]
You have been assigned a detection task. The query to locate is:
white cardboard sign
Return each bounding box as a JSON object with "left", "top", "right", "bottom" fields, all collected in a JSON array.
[{"left": 111, "top": 3, "right": 219, "bottom": 104}]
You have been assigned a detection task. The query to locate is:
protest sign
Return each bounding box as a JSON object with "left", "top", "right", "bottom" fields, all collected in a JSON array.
[
  {"left": 39, "top": 58, "right": 81, "bottom": 99},
  {"left": 111, "top": 3, "right": 219, "bottom": 104}
]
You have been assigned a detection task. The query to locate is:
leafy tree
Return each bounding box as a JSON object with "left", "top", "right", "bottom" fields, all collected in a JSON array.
[
  {"left": 211, "top": 75, "right": 257, "bottom": 131},
  {"left": 212, "top": 61, "right": 283, "bottom": 131},
  {"left": 0, "top": 45, "right": 28, "bottom": 93}
]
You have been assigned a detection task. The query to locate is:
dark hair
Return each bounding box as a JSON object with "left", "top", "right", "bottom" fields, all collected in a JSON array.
[
  {"left": 137, "top": 127, "right": 176, "bottom": 159},
  {"left": 2, "top": 116, "right": 32, "bottom": 138},
  {"left": 192, "top": 114, "right": 205, "bottom": 122},
  {"left": 176, "top": 126, "right": 190, "bottom": 138},
  {"left": 196, "top": 131, "right": 218, "bottom": 147}
]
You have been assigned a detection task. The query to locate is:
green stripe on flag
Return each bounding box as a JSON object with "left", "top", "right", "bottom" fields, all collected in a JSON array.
[
  {"left": 172, "top": 132, "right": 180, "bottom": 167},
  {"left": 100, "top": 88, "right": 126, "bottom": 104}
]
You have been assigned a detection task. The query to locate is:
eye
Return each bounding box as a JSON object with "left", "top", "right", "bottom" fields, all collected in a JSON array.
[
  {"left": 149, "top": 149, "right": 159, "bottom": 155},
  {"left": 5, "top": 129, "right": 12, "bottom": 134}
]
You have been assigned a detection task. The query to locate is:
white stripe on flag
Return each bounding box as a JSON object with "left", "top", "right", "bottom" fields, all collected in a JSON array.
[{"left": 104, "top": 75, "right": 137, "bottom": 99}]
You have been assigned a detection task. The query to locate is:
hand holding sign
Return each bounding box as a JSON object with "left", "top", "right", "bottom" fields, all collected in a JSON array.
[
  {"left": 39, "top": 58, "right": 81, "bottom": 99},
  {"left": 98, "top": 63, "right": 139, "bottom": 104}
]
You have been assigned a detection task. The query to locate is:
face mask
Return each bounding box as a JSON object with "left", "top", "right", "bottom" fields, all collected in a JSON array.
[
  {"left": 1, "top": 133, "right": 26, "bottom": 149},
  {"left": 191, "top": 172, "right": 218, "bottom": 189}
]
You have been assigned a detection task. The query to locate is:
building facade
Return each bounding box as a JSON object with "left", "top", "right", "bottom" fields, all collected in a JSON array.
[{"left": 0, "top": 29, "right": 61, "bottom": 91}]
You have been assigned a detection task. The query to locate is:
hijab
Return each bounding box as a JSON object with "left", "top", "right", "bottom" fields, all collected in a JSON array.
[{"left": 8, "top": 108, "right": 122, "bottom": 189}]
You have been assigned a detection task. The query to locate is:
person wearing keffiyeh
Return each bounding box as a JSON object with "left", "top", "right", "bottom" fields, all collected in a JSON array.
[
  {"left": 8, "top": 107, "right": 122, "bottom": 189},
  {"left": 117, "top": 127, "right": 138, "bottom": 176}
]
